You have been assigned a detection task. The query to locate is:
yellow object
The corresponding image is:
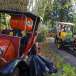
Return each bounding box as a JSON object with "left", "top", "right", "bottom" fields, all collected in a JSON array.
[{"left": 60, "top": 32, "right": 67, "bottom": 40}]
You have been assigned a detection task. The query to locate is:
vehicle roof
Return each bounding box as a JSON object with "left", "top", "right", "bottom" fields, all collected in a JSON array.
[
  {"left": 0, "top": 10, "right": 41, "bottom": 28},
  {"left": 57, "top": 22, "right": 75, "bottom": 26},
  {"left": 0, "top": 10, "right": 40, "bottom": 20}
]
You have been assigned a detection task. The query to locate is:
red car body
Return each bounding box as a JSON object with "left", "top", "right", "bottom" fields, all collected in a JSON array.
[{"left": 0, "top": 11, "right": 40, "bottom": 75}]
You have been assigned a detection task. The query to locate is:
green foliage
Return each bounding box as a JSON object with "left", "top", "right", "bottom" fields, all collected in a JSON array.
[
  {"left": 0, "top": 13, "right": 6, "bottom": 25},
  {"left": 37, "top": 24, "right": 48, "bottom": 42},
  {"left": 37, "top": 1, "right": 76, "bottom": 76},
  {"left": 37, "top": 32, "right": 45, "bottom": 42},
  {"left": 50, "top": 62, "right": 76, "bottom": 76},
  {"left": 0, "top": 13, "right": 10, "bottom": 30},
  {"left": 37, "top": 0, "right": 52, "bottom": 23},
  {"left": 62, "top": 64, "right": 76, "bottom": 76}
]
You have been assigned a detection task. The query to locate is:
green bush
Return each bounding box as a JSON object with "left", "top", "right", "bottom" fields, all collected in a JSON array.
[
  {"left": 37, "top": 24, "right": 48, "bottom": 42},
  {"left": 37, "top": 32, "right": 45, "bottom": 42},
  {"left": 50, "top": 64, "right": 76, "bottom": 76}
]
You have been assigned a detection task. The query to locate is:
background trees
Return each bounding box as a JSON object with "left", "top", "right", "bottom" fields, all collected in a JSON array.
[{"left": 37, "top": 0, "right": 76, "bottom": 32}]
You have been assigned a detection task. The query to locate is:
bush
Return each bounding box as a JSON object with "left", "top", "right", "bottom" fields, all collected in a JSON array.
[{"left": 37, "top": 24, "right": 48, "bottom": 42}]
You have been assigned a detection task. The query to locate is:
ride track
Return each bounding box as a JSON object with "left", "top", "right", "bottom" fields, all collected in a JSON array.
[{"left": 48, "top": 37, "right": 76, "bottom": 67}]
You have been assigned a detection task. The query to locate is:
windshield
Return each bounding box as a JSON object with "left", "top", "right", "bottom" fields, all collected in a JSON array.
[
  {"left": 57, "top": 24, "right": 73, "bottom": 32},
  {"left": 64, "top": 25, "right": 72, "bottom": 32}
]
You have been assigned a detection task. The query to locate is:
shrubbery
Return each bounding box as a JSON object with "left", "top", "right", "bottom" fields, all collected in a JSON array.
[
  {"left": 37, "top": 23, "right": 48, "bottom": 42},
  {"left": 51, "top": 64, "right": 76, "bottom": 76}
]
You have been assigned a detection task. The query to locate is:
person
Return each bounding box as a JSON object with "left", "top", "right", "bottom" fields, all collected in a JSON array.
[
  {"left": 19, "top": 32, "right": 30, "bottom": 56},
  {"left": 13, "top": 29, "right": 22, "bottom": 37},
  {"left": 29, "top": 41, "right": 39, "bottom": 55}
]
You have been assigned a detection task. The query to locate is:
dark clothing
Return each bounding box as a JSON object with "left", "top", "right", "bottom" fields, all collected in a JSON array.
[
  {"left": 29, "top": 44, "right": 37, "bottom": 55},
  {"left": 19, "top": 35, "right": 30, "bottom": 56},
  {"left": 13, "top": 29, "right": 22, "bottom": 37}
]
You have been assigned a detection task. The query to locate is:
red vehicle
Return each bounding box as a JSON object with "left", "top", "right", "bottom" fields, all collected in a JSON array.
[
  {"left": 0, "top": 11, "right": 41, "bottom": 76},
  {"left": 0, "top": 10, "right": 57, "bottom": 76}
]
